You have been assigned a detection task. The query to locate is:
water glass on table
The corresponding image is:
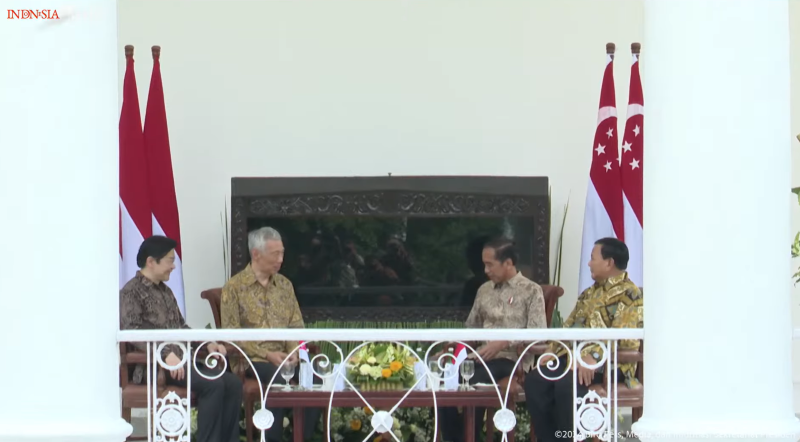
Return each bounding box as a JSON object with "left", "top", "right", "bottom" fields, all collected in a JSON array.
[
  {"left": 460, "top": 359, "right": 475, "bottom": 391},
  {"left": 427, "top": 361, "right": 442, "bottom": 391},
  {"left": 280, "top": 361, "right": 296, "bottom": 391}
]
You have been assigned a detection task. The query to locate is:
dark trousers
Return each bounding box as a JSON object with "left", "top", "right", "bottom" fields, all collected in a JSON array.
[
  {"left": 524, "top": 356, "right": 623, "bottom": 442},
  {"left": 438, "top": 358, "right": 516, "bottom": 442},
  {"left": 250, "top": 361, "right": 322, "bottom": 442},
  {"left": 166, "top": 365, "right": 243, "bottom": 442}
]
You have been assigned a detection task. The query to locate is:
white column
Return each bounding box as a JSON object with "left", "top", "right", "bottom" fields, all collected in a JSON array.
[
  {"left": 633, "top": 1, "right": 800, "bottom": 441},
  {"left": 0, "top": 1, "right": 132, "bottom": 441}
]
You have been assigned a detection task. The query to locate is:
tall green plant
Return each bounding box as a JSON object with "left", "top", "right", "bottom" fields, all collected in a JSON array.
[
  {"left": 221, "top": 198, "right": 231, "bottom": 283},
  {"left": 792, "top": 187, "right": 800, "bottom": 285},
  {"left": 793, "top": 134, "right": 800, "bottom": 285},
  {"left": 548, "top": 187, "right": 570, "bottom": 328}
]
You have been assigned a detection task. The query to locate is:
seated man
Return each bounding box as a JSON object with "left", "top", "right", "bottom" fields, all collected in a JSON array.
[
  {"left": 439, "top": 237, "right": 547, "bottom": 442},
  {"left": 120, "top": 236, "right": 242, "bottom": 442},
  {"left": 524, "top": 237, "right": 643, "bottom": 442},
  {"left": 221, "top": 226, "right": 321, "bottom": 442}
]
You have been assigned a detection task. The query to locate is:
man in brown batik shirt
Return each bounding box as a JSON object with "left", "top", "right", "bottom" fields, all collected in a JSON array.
[
  {"left": 221, "top": 226, "right": 320, "bottom": 442},
  {"left": 120, "top": 236, "right": 242, "bottom": 442},
  {"left": 440, "top": 237, "right": 547, "bottom": 442}
]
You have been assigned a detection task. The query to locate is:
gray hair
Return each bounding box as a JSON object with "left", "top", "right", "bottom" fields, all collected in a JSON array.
[{"left": 248, "top": 227, "right": 282, "bottom": 255}]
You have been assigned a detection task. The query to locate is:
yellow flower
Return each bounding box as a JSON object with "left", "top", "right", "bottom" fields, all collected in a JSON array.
[
  {"left": 381, "top": 368, "right": 392, "bottom": 378},
  {"left": 374, "top": 438, "right": 382, "bottom": 442},
  {"left": 350, "top": 419, "right": 362, "bottom": 431},
  {"left": 390, "top": 361, "right": 403, "bottom": 372},
  {"left": 363, "top": 406, "right": 373, "bottom": 415}
]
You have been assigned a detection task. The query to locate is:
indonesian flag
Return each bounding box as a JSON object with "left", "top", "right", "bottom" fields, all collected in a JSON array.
[
  {"left": 621, "top": 44, "right": 644, "bottom": 288},
  {"left": 453, "top": 343, "right": 467, "bottom": 367},
  {"left": 119, "top": 45, "right": 151, "bottom": 289},
  {"left": 143, "top": 46, "right": 185, "bottom": 317},
  {"left": 578, "top": 44, "right": 625, "bottom": 293},
  {"left": 298, "top": 341, "right": 310, "bottom": 362}
]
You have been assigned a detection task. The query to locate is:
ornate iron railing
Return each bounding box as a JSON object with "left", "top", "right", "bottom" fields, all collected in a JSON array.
[{"left": 118, "top": 328, "right": 644, "bottom": 442}]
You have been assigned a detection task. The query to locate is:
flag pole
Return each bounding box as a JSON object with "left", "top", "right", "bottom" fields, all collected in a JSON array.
[{"left": 606, "top": 42, "right": 615, "bottom": 59}]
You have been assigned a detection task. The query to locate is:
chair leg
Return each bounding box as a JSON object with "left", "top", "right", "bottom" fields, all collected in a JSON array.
[
  {"left": 245, "top": 399, "right": 254, "bottom": 442},
  {"left": 631, "top": 407, "right": 643, "bottom": 423},
  {"left": 486, "top": 408, "right": 495, "bottom": 442}
]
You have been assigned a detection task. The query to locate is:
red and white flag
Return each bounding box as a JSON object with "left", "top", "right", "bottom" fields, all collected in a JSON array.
[
  {"left": 621, "top": 44, "right": 644, "bottom": 288},
  {"left": 298, "top": 341, "right": 310, "bottom": 362},
  {"left": 143, "top": 46, "right": 185, "bottom": 317},
  {"left": 120, "top": 45, "right": 151, "bottom": 289},
  {"left": 453, "top": 343, "right": 467, "bottom": 366},
  {"left": 578, "top": 44, "right": 625, "bottom": 293}
]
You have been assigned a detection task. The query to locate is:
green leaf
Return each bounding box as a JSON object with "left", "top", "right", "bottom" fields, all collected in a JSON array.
[{"left": 793, "top": 187, "right": 800, "bottom": 205}]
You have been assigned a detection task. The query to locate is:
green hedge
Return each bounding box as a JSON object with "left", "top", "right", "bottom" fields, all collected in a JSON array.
[{"left": 307, "top": 320, "right": 463, "bottom": 364}]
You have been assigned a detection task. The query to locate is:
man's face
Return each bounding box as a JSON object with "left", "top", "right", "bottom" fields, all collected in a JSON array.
[
  {"left": 482, "top": 247, "right": 509, "bottom": 283},
  {"left": 253, "top": 239, "right": 285, "bottom": 275},
  {"left": 148, "top": 249, "right": 176, "bottom": 282},
  {"left": 588, "top": 244, "right": 612, "bottom": 281}
]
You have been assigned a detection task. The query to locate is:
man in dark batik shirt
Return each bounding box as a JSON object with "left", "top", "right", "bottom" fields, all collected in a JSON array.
[{"left": 120, "top": 236, "right": 242, "bottom": 442}]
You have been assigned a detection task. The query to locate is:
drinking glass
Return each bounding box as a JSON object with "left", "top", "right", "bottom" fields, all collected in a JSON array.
[
  {"left": 315, "top": 359, "right": 332, "bottom": 390},
  {"left": 428, "top": 361, "right": 442, "bottom": 391},
  {"left": 280, "top": 362, "right": 296, "bottom": 391},
  {"left": 460, "top": 359, "right": 475, "bottom": 391}
]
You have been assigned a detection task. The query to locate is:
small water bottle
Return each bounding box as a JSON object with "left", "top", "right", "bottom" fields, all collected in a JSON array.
[
  {"left": 413, "top": 347, "right": 426, "bottom": 391},
  {"left": 444, "top": 347, "right": 458, "bottom": 391}
]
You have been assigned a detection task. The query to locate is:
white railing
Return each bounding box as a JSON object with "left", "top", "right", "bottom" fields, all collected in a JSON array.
[{"left": 118, "top": 328, "right": 644, "bottom": 442}]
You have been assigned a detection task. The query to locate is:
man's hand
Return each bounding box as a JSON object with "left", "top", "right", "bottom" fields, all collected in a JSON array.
[
  {"left": 286, "top": 352, "right": 298, "bottom": 365},
  {"left": 538, "top": 354, "right": 555, "bottom": 367},
  {"left": 207, "top": 343, "right": 227, "bottom": 360},
  {"left": 266, "top": 351, "right": 289, "bottom": 367},
  {"left": 576, "top": 354, "right": 597, "bottom": 386},
  {"left": 476, "top": 340, "right": 508, "bottom": 361},
  {"left": 165, "top": 352, "right": 185, "bottom": 381}
]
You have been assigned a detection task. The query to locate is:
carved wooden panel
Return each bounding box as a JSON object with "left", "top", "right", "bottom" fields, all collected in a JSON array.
[{"left": 230, "top": 176, "right": 551, "bottom": 290}]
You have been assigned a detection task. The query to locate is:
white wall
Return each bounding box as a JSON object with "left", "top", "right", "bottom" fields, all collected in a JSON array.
[
  {"left": 118, "top": 0, "right": 644, "bottom": 328},
  {"left": 789, "top": 0, "right": 800, "bottom": 413},
  {"left": 118, "top": 0, "right": 800, "bottom": 410}
]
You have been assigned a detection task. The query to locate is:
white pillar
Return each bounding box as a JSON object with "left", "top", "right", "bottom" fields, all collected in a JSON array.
[
  {"left": 0, "top": 1, "right": 132, "bottom": 441},
  {"left": 633, "top": 1, "right": 800, "bottom": 441}
]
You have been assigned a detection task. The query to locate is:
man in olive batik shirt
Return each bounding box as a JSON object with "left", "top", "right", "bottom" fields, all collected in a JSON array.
[
  {"left": 525, "top": 237, "right": 643, "bottom": 442},
  {"left": 221, "top": 227, "right": 320, "bottom": 442},
  {"left": 440, "top": 237, "right": 547, "bottom": 442},
  {"left": 120, "top": 236, "right": 242, "bottom": 442}
]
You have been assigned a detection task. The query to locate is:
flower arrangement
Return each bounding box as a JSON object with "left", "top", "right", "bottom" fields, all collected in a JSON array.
[{"left": 347, "top": 343, "right": 416, "bottom": 391}]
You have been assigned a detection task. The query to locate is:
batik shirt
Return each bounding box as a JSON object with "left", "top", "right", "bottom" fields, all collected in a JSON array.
[
  {"left": 548, "top": 272, "right": 643, "bottom": 388},
  {"left": 221, "top": 264, "right": 305, "bottom": 363},
  {"left": 466, "top": 272, "right": 547, "bottom": 371},
  {"left": 119, "top": 272, "right": 190, "bottom": 384}
]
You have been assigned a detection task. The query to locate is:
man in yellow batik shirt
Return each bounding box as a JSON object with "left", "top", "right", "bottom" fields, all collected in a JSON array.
[
  {"left": 524, "top": 237, "right": 643, "bottom": 442},
  {"left": 221, "top": 226, "right": 320, "bottom": 442}
]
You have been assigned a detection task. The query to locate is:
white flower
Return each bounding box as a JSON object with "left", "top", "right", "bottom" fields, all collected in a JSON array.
[
  {"left": 359, "top": 364, "right": 371, "bottom": 375},
  {"left": 369, "top": 366, "right": 382, "bottom": 379},
  {"left": 283, "top": 417, "right": 290, "bottom": 428},
  {"left": 367, "top": 356, "right": 377, "bottom": 364},
  {"left": 393, "top": 417, "right": 400, "bottom": 430}
]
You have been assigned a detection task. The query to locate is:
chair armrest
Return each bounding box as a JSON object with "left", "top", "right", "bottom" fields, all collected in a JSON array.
[{"left": 616, "top": 350, "right": 643, "bottom": 364}]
